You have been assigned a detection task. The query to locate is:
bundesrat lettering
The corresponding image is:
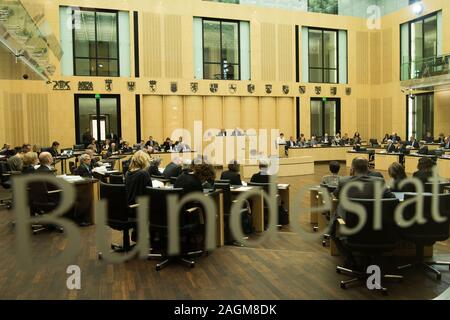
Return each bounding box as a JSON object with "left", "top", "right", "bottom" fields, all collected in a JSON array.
[{"left": 12, "top": 168, "right": 447, "bottom": 268}]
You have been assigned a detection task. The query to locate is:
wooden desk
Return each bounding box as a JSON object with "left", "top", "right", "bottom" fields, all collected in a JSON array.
[
  {"left": 426, "top": 143, "right": 442, "bottom": 151},
  {"left": 346, "top": 151, "right": 371, "bottom": 167},
  {"left": 405, "top": 154, "right": 437, "bottom": 174},
  {"left": 288, "top": 146, "right": 353, "bottom": 162},
  {"left": 437, "top": 157, "right": 450, "bottom": 179},
  {"left": 240, "top": 157, "right": 314, "bottom": 179},
  {"left": 231, "top": 186, "right": 264, "bottom": 232},
  {"left": 153, "top": 152, "right": 196, "bottom": 168},
  {"left": 375, "top": 153, "right": 401, "bottom": 171}
]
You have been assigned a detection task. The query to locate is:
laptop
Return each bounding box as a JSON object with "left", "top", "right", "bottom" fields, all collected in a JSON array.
[{"left": 61, "top": 150, "right": 73, "bottom": 157}]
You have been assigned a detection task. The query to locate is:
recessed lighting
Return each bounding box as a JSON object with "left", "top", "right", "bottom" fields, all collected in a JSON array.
[{"left": 412, "top": 2, "right": 424, "bottom": 15}]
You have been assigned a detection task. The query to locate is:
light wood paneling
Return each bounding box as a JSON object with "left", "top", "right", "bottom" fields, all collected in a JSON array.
[
  {"left": 277, "top": 24, "right": 293, "bottom": 82},
  {"left": 277, "top": 97, "right": 294, "bottom": 139},
  {"left": 382, "top": 97, "right": 393, "bottom": 137},
  {"left": 356, "top": 31, "right": 369, "bottom": 85},
  {"left": 382, "top": 28, "right": 393, "bottom": 83},
  {"left": 26, "top": 94, "right": 49, "bottom": 146},
  {"left": 164, "top": 15, "right": 182, "bottom": 78},
  {"left": 370, "top": 98, "right": 381, "bottom": 139},
  {"left": 241, "top": 97, "right": 259, "bottom": 131},
  {"left": 370, "top": 32, "right": 381, "bottom": 85},
  {"left": 184, "top": 96, "right": 204, "bottom": 143},
  {"left": 164, "top": 96, "right": 184, "bottom": 141},
  {"left": 142, "top": 96, "right": 164, "bottom": 142},
  {"left": 204, "top": 96, "right": 223, "bottom": 131},
  {"left": 223, "top": 97, "right": 241, "bottom": 130},
  {"left": 356, "top": 98, "right": 370, "bottom": 140},
  {"left": 261, "top": 23, "right": 276, "bottom": 81},
  {"left": 142, "top": 12, "right": 162, "bottom": 78},
  {"left": 4, "top": 93, "right": 25, "bottom": 146}
]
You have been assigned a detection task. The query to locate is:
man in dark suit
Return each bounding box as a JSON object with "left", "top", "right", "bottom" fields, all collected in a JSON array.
[
  {"left": 220, "top": 160, "right": 243, "bottom": 186},
  {"left": 390, "top": 132, "right": 401, "bottom": 143},
  {"left": 250, "top": 160, "right": 271, "bottom": 184},
  {"left": 107, "top": 132, "right": 118, "bottom": 143},
  {"left": 321, "top": 133, "right": 332, "bottom": 146},
  {"left": 48, "top": 141, "right": 60, "bottom": 158},
  {"left": 406, "top": 135, "right": 420, "bottom": 149},
  {"left": 418, "top": 141, "right": 429, "bottom": 155},
  {"left": 74, "top": 154, "right": 92, "bottom": 178},
  {"left": 36, "top": 152, "right": 54, "bottom": 174},
  {"left": 386, "top": 140, "right": 397, "bottom": 153},
  {"left": 217, "top": 129, "right": 227, "bottom": 137},
  {"left": 424, "top": 132, "right": 434, "bottom": 143},
  {"left": 163, "top": 157, "right": 182, "bottom": 179},
  {"left": 442, "top": 136, "right": 450, "bottom": 149}
]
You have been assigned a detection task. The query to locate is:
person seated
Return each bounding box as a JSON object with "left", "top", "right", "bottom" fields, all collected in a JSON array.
[
  {"left": 87, "top": 139, "right": 99, "bottom": 154},
  {"left": 173, "top": 139, "right": 191, "bottom": 152},
  {"left": 413, "top": 157, "right": 434, "bottom": 185},
  {"left": 125, "top": 151, "right": 153, "bottom": 208},
  {"left": 199, "top": 163, "right": 216, "bottom": 190},
  {"left": 0, "top": 143, "right": 11, "bottom": 156},
  {"left": 7, "top": 147, "right": 24, "bottom": 172},
  {"left": 424, "top": 131, "right": 434, "bottom": 143},
  {"left": 250, "top": 160, "right": 271, "bottom": 184},
  {"left": 217, "top": 129, "right": 227, "bottom": 137},
  {"left": 437, "top": 133, "right": 446, "bottom": 144},
  {"left": 441, "top": 136, "right": 450, "bottom": 149},
  {"left": 220, "top": 160, "right": 243, "bottom": 186},
  {"left": 321, "top": 133, "right": 332, "bottom": 146},
  {"left": 163, "top": 156, "right": 183, "bottom": 179},
  {"left": 121, "top": 141, "right": 133, "bottom": 154},
  {"left": 341, "top": 133, "right": 350, "bottom": 145},
  {"left": 418, "top": 141, "right": 429, "bottom": 155},
  {"left": 386, "top": 139, "right": 397, "bottom": 153},
  {"left": 406, "top": 135, "right": 420, "bottom": 149},
  {"left": 102, "top": 139, "right": 111, "bottom": 152},
  {"left": 48, "top": 141, "right": 60, "bottom": 158},
  {"left": 22, "top": 152, "right": 39, "bottom": 174},
  {"left": 148, "top": 158, "right": 164, "bottom": 177},
  {"left": 276, "top": 133, "right": 286, "bottom": 146},
  {"left": 174, "top": 162, "right": 203, "bottom": 195},
  {"left": 286, "top": 136, "right": 297, "bottom": 148},
  {"left": 381, "top": 133, "right": 390, "bottom": 144},
  {"left": 388, "top": 162, "right": 415, "bottom": 192},
  {"left": 321, "top": 161, "right": 341, "bottom": 188},
  {"left": 74, "top": 154, "right": 93, "bottom": 178},
  {"left": 310, "top": 135, "right": 319, "bottom": 147},
  {"left": 82, "top": 129, "right": 93, "bottom": 148},
  {"left": 353, "top": 132, "right": 362, "bottom": 145},
  {"left": 333, "top": 133, "right": 342, "bottom": 146},
  {"left": 160, "top": 138, "right": 173, "bottom": 152},
  {"left": 231, "top": 128, "right": 242, "bottom": 136},
  {"left": 36, "top": 152, "right": 54, "bottom": 174},
  {"left": 84, "top": 149, "right": 101, "bottom": 168},
  {"left": 390, "top": 132, "right": 401, "bottom": 143},
  {"left": 297, "top": 134, "right": 307, "bottom": 147}
]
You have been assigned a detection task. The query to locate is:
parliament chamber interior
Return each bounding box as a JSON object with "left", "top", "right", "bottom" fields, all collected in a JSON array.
[{"left": 1, "top": 0, "right": 450, "bottom": 301}]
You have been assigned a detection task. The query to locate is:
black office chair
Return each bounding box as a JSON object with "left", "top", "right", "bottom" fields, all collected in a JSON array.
[
  {"left": 68, "top": 161, "right": 76, "bottom": 175},
  {"left": 28, "top": 179, "right": 64, "bottom": 235},
  {"left": 0, "top": 161, "right": 13, "bottom": 209},
  {"left": 215, "top": 179, "right": 231, "bottom": 185},
  {"left": 146, "top": 187, "right": 204, "bottom": 271},
  {"left": 248, "top": 182, "right": 283, "bottom": 229},
  {"left": 424, "top": 182, "right": 450, "bottom": 194},
  {"left": 336, "top": 198, "right": 403, "bottom": 293},
  {"left": 98, "top": 183, "right": 138, "bottom": 258},
  {"left": 73, "top": 144, "right": 85, "bottom": 151},
  {"left": 109, "top": 174, "right": 124, "bottom": 185},
  {"left": 170, "top": 177, "right": 178, "bottom": 185},
  {"left": 151, "top": 175, "right": 171, "bottom": 185},
  {"left": 398, "top": 193, "right": 450, "bottom": 280},
  {"left": 214, "top": 182, "right": 252, "bottom": 246},
  {"left": 319, "top": 183, "right": 337, "bottom": 247}
]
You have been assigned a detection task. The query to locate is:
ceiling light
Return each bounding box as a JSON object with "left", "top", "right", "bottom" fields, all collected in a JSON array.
[{"left": 412, "top": 2, "right": 424, "bottom": 15}]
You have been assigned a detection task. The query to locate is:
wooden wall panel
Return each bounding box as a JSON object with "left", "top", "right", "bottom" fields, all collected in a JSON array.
[
  {"left": 4, "top": 93, "right": 25, "bottom": 146},
  {"left": 184, "top": 96, "right": 204, "bottom": 143},
  {"left": 142, "top": 12, "right": 162, "bottom": 78},
  {"left": 223, "top": 97, "right": 241, "bottom": 130},
  {"left": 435, "top": 91, "right": 450, "bottom": 137},
  {"left": 277, "top": 98, "right": 294, "bottom": 138},
  {"left": 356, "top": 31, "right": 369, "bottom": 85},
  {"left": 26, "top": 94, "right": 49, "bottom": 146},
  {"left": 163, "top": 96, "right": 184, "bottom": 141},
  {"left": 164, "top": 15, "right": 182, "bottom": 78},
  {"left": 277, "top": 24, "right": 293, "bottom": 82},
  {"left": 204, "top": 96, "right": 223, "bottom": 131},
  {"left": 261, "top": 23, "right": 276, "bottom": 81},
  {"left": 356, "top": 98, "right": 370, "bottom": 141},
  {"left": 142, "top": 96, "right": 163, "bottom": 142},
  {"left": 382, "top": 28, "right": 393, "bottom": 83},
  {"left": 370, "top": 98, "right": 381, "bottom": 139},
  {"left": 382, "top": 97, "right": 393, "bottom": 137},
  {"left": 370, "top": 32, "right": 381, "bottom": 85},
  {"left": 240, "top": 97, "right": 259, "bottom": 131}
]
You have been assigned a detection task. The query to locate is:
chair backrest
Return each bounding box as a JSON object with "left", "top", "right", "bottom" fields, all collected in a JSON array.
[
  {"left": 146, "top": 187, "right": 183, "bottom": 227},
  {"left": 170, "top": 177, "right": 178, "bottom": 185},
  {"left": 344, "top": 198, "right": 400, "bottom": 250},
  {"left": 69, "top": 161, "right": 76, "bottom": 175},
  {"left": 109, "top": 174, "right": 124, "bottom": 185},
  {"left": 99, "top": 182, "right": 130, "bottom": 223},
  {"left": 401, "top": 193, "right": 450, "bottom": 243},
  {"left": 248, "top": 182, "right": 271, "bottom": 194},
  {"left": 73, "top": 144, "right": 85, "bottom": 151},
  {"left": 215, "top": 179, "right": 231, "bottom": 184},
  {"left": 424, "top": 182, "right": 450, "bottom": 193},
  {"left": 0, "top": 161, "right": 11, "bottom": 185},
  {"left": 214, "top": 182, "right": 232, "bottom": 215}
]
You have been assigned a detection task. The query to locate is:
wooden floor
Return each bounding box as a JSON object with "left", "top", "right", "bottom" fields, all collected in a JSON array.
[{"left": 1, "top": 164, "right": 450, "bottom": 300}]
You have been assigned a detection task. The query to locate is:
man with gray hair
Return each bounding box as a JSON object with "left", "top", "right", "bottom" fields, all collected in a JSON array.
[
  {"left": 74, "top": 153, "right": 92, "bottom": 178},
  {"left": 162, "top": 156, "right": 182, "bottom": 179},
  {"left": 36, "top": 152, "right": 54, "bottom": 174}
]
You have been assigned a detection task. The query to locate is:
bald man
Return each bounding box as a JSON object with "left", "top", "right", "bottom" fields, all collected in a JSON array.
[{"left": 36, "top": 151, "right": 54, "bottom": 174}]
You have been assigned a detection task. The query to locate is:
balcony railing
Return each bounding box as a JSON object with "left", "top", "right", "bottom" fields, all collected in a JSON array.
[{"left": 401, "top": 54, "right": 450, "bottom": 81}]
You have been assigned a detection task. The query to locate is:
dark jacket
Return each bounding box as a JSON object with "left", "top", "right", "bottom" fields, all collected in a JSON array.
[
  {"left": 418, "top": 146, "right": 429, "bottom": 155},
  {"left": 407, "top": 140, "right": 420, "bottom": 149},
  {"left": 174, "top": 172, "right": 203, "bottom": 195},
  {"left": 390, "top": 179, "right": 417, "bottom": 193},
  {"left": 250, "top": 172, "right": 271, "bottom": 184},
  {"left": 333, "top": 175, "right": 395, "bottom": 199},
  {"left": 125, "top": 169, "right": 152, "bottom": 206},
  {"left": 74, "top": 164, "right": 92, "bottom": 178},
  {"left": 424, "top": 136, "right": 434, "bottom": 143},
  {"left": 148, "top": 165, "right": 163, "bottom": 177},
  {"left": 386, "top": 143, "right": 397, "bottom": 153},
  {"left": 163, "top": 162, "right": 182, "bottom": 179},
  {"left": 413, "top": 170, "right": 433, "bottom": 185},
  {"left": 220, "top": 170, "right": 243, "bottom": 186},
  {"left": 36, "top": 165, "right": 53, "bottom": 174},
  {"left": 22, "top": 165, "right": 36, "bottom": 175}
]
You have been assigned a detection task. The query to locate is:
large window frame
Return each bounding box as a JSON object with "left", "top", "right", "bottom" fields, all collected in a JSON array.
[
  {"left": 307, "top": 0, "right": 338, "bottom": 15},
  {"left": 72, "top": 8, "right": 120, "bottom": 77},
  {"left": 310, "top": 98, "right": 341, "bottom": 138},
  {"left": 202, "top": 18, "right": 241, "bottom": 80},
  {"left": 406, "top": 93, "right": 434, "bottom": 141},
  {"left": 308, "top": 27, "right": 339, "bottom": 84}
]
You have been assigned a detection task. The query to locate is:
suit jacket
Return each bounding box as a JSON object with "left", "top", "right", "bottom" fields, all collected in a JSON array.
[
  {"left": 107, "top": 133, "right": 118, "bottom": 142},
  {"left": 220, "top": 170, "right": 243, "bottom": 186},
  {"left": 250, "top": 172, "right": 271, "bottom": 184},
  {"left": 286, "top": 140, "right": 296, "bottom": 148},
  {"left": 368, "top": 171, "right": 385, "bottom": 180},
  {"left": 174, "top": 172, "right": 203, "bottom": 195},
  {"left": 163, "top": 162, "right": 182, "bottom": 179},
  {"left": 413, "top": 170, "right": 433, "bottom": 185},
  {"left": 443, "top": 141, "right": 450, "bottom": 149},
  {"left": 74, "top": 164, "right": 92, "bottom": 178},
  {"left": 418, "top": 146, "right": 429, "bottom": 155},
  {"left": 333, "top": 175, "right": 394, "bottom": 199},
  {"left": 386, "top": 144, "right": 397, "bottom": 153},
  {"left": 424, "top": 136, "right": 434, "bottom": 143},
  {"left": 22, "top": 165, "right": 36, "bottom": 175},
  {"left": 36, "top": 165, "right": 53, "bottom": 174},
  {"left": 148, "top": 165, "right": 163, "bottom": 177},
  {"left": 407, "top": 140, "right": 420, "bottom": 149}
]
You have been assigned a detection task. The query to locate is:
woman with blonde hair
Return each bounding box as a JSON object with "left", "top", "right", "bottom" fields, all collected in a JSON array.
[
  {"left": 22, "top": 152, "right": 39, "bottom": 174},
  {"left": 125, "top": 151, "right": 153, "bottom": 206}
]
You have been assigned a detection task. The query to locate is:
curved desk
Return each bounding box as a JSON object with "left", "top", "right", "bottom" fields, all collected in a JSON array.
[
  {"left": 405, "top": 154, "right": 437, "bottom": 174},
  {"left": 438, "top": 157, "right": 450, "bottom": 179},
  {"left": 287, "top": 146, "right": 354, "bottom": 163}
]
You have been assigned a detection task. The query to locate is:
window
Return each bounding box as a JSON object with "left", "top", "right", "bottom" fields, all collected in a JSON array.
[
  {"left": 202, "top": 19, "right": 240, "bottom": 80},
  {"left": 308, "top": 28, "right": 338, "bottom": 83},
  {"left": 73, "top": 8, "right": 119, "bottom": 77},
  {"left": 308, "top": 0, "right": 338, "bottom": 15},
  {"left": 407, "top": 93, "right": 434, "bottom": 141},
  {"left": 401, "top": 12, "right": 441, "bottom": 80},
  {"left": 310, "top": 98, "right": 341, "bottom": 137}
]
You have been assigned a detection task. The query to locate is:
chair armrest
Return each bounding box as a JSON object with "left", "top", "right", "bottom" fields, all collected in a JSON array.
[
  {"left": 337, "top": 218, "right": 346, "bottom": 226},
  {"left": 48, "top": 190, "right": 63, "bottom": 194},
  {"left": 129, "top": 204, "right": 140, "bottom": 209}
]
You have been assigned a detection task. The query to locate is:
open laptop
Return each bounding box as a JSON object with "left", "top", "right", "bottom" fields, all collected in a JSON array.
[{"left": 61, "top": 149, "right": 73, "bottom": 157}]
